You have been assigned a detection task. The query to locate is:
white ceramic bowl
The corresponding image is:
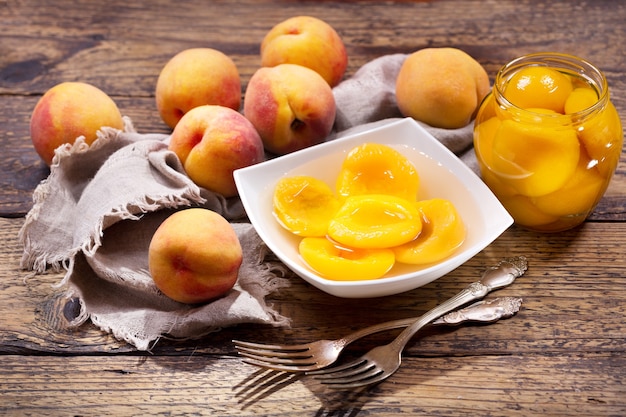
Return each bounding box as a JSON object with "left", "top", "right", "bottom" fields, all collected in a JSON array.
[{"left": 234, "top": 118, "right": 512, "bottom": 298}]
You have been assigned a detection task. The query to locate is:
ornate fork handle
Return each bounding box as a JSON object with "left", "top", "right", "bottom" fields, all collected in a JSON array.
[
  {"left": 330, "top": 256, "right": 527, "bottom": 349},
  {"left": 432, "top": 296, "right": 523, "bottom": 325},
  {"left": 389, "top": 255, "right": 527, "bottom": 350}
]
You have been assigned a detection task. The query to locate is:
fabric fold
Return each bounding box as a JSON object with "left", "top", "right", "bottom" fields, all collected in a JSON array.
[{"left": 19, "top": 53, "right": 479, "bottom": 350}]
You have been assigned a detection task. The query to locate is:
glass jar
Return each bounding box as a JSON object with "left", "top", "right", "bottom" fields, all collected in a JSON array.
[{"left": 473, "top": 52, "right": 623, "bottom": 232}]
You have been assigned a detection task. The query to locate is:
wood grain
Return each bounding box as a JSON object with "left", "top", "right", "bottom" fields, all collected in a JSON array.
[
  {"left": 3, "top": 216, "right": 626, "bottom": 356},
  {"left": 1, "top": 0, "right": 626, "bottom": 216},
  {"left": 1, "top": 353, "right": 624, "bottom": 416},
  {"left": 2, "top": 0, "right": 626, "bottom": 415}
]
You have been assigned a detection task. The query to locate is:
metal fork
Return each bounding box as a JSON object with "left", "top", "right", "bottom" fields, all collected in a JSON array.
[
  {"left": 307, "top": 255, "right": 527, "bottom": 389},
  {"left": 234, "top": 256, "right": 527, "bottom": 373},
  {"left": 234, "top": 296, "right": 522, "bottom": 372}
]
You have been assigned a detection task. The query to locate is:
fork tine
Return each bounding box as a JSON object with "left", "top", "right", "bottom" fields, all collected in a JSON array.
[
  {"left": 232, "top": 339, "right": 309, "bottom": 352},
  {"left": 239, "top": 357, "right": 318, "bottom": 372},
  {"left": 235, "top": 345, "right": 312, "bottom": 360},
  {"left": 308, "top": 359, "right": 374, "bottom": 381},
  {"left": 322, "top": 366, "right": 384, "bottom": 386},
  {"left": 306, "top": 358, "right": 366, "bottom": 376},
  {"left": 319, "top": 371, "right": 388, "bottom": 389},
  {"left": 233, "top": 339, "right": 321, "bottom": 372},
  {"left": 236, "top": 350, "right": 314, "bottom": 365}
]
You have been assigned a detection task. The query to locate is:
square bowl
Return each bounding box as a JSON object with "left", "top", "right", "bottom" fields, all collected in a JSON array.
[{"left": 234, "top": 118, "right": 512, "bottom": 298}]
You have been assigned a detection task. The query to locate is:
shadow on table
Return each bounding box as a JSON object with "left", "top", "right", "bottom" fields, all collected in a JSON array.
[
  {"left": 233, "top": 367, "right": 304, "bottom": 407},
  {"left": 231, "top": 355, "right": 425, "bottom": 415},
  {"left": 232, "top": 366, "right": 373, "bottom": 414},
  {"left": 230, "top": 317, "right": 513, "bottom": 414}
]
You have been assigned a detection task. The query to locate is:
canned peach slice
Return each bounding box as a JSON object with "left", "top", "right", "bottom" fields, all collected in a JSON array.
[
  {"left": 564, "top": 86, "right": 598, "bottom": 114},
  {"left": 393, "top": 198, "right": 465, "bottom": 265},
  {"left": 578, "top": 101, "right": 623, "bottom": 178},
  {"left": 474, "top": 117, "right": 520, "bottom": 198},
  {"left": 480, "top": 168, "right": 519, "bottom": 199},
  {"left": 328, "top": 194, "right": 422, "bottom": 249},
  {"left": 273, "top": 175, "right": 340, "bottom": 237},
  {"left": 498, "top": 194, "right": 559, "bottom": 228},
  {"left": 503, "top": 66, "right": 573, "bottom": 113},
  {"left": 531, "top": 156, "right": 606, "bottom": 217},
  {"left": 335, "top": 143, "right": 419, "bottom": 201},
  {"left": 491, "top": 118, "right": 580, "bottom": 197},
  {"left": 299, "top": 237, "right": 395, "bottom": 281},
  {"left": 473, "top": 116, "right": 500, "bottom": 168}
]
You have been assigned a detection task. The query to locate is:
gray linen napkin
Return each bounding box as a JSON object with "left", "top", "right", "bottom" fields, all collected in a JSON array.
[
  {"left": 332, "top": 53, "right": 479, "bottom": 172},
  {"left": 19, "top": 53, "right": 479, "bottom": 351},
  {"left": 20, "top": 123, "right": 291, "bottom": 351}
]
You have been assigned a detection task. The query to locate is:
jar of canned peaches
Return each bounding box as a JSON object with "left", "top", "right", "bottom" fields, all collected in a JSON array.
[{"left": 473, "top": 52, "right": 623, "bottom": 232}]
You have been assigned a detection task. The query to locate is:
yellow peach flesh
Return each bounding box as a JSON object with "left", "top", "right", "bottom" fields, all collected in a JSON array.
[
  {"left": 299, "top": 237, "right": 395, "bottom": 281},
  {"left": 392, "top": 198, "right": 466, "bottom": 265},
  {"left": 273, "top": 175, "right": 341, "bottom": 237},
  {"left": 335, "top": 143, "right": 419, "bottom": 201},
  {"left": 328, "top": 194, "right": 422, "bottom": 249}
]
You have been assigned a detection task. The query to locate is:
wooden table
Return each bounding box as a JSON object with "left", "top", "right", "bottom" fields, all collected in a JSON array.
[{"left": 2, "top": 0, "right": 625, "bottom": 415}]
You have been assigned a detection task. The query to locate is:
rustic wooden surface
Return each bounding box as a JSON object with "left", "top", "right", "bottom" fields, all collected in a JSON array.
[{"left": 1, "top": 0, "right": 626, "bottom": 415}]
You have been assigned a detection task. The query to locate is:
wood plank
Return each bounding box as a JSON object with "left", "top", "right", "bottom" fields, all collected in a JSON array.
[
  {"left": 3, "top": 1, "right": 626, "bottom": 415},
  {"left": 2, "top": 0, "right": 624, "bottom": 95},
  {"left": 3, "top": 216, "right": 626, "bottom": 357},
  {"left": 1, "top": 353, "right": 624, "bottom": 416},
  {"left": 3, "top": 93, "right": 626, "bottom": 218},
  {"left": 2, "top": 0, "right": 626, "bottom": 217},
  {"left": 0, "top": 95, "right": 172, "bottom": 217}
]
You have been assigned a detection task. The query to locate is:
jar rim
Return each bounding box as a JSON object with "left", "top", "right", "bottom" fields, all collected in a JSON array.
[{"left": 493, "top": 52, "right": 609, "bottom": 120}]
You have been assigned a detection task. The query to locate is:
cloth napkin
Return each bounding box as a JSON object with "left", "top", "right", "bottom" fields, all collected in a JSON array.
[
  {"left": 19, "top": 53, "right": 479, "bottom": 351},
  {"left": 331, "top": 53, "right": 479, "bottom": 172}
]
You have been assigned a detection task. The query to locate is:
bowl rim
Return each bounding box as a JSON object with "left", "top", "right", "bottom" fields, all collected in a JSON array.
[{"left": 234, "top": 118, "right": 513, "bottom": 298}]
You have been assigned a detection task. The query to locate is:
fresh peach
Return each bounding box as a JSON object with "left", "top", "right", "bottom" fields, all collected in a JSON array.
[
  {"left": 260, "top": 16, "right": 348, "bottom": 87},
  {"left": 148, "top": 208, "right": 242, "bottom": 304},
  {"left": 243, "top": 63, "right": 336, "bottom": 155},
  {"left": 169, "top": 105, "right": 265, "bottom": 197},
  {"left": 30, "top": 81, "right": 124, "bottom": 166},
  {"left": 156, "top": 48, "right": 242, "bottom": 129},
  {"left": 396, "top": 48, "right": 490, "bottom": 129}
]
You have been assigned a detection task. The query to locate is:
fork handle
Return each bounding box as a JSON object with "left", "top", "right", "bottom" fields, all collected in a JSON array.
[
  {"left": 338, "top": 256, "right": 527, "bottom": 348},
  {"left": 339, "top": 296, "right": 522, "bottom": 346},
  {"left": 388, "top": 256, "right": 526, "bottom": 351}
]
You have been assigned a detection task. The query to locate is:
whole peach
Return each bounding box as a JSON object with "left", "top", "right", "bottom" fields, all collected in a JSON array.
[
  {"left": 156, "top": 48, "right": 242, "bottom": 129},
  {"left": 30, "top": 82, "right": 124, "bottom": 166},
  {"left": 260, "top": 16, "right": 348, "bottom": 87},
  {"left": 243, "top": 63, "right": 336, "bottom": 155},
  {"left": 148, "top": 208, "right": 243, "bottom": 304},
  {"left": 395, "top": 48, "right": 490, "bottom": 129},
  {"left": 168, "top": 105, "right": 265, "bottom": 197}
]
